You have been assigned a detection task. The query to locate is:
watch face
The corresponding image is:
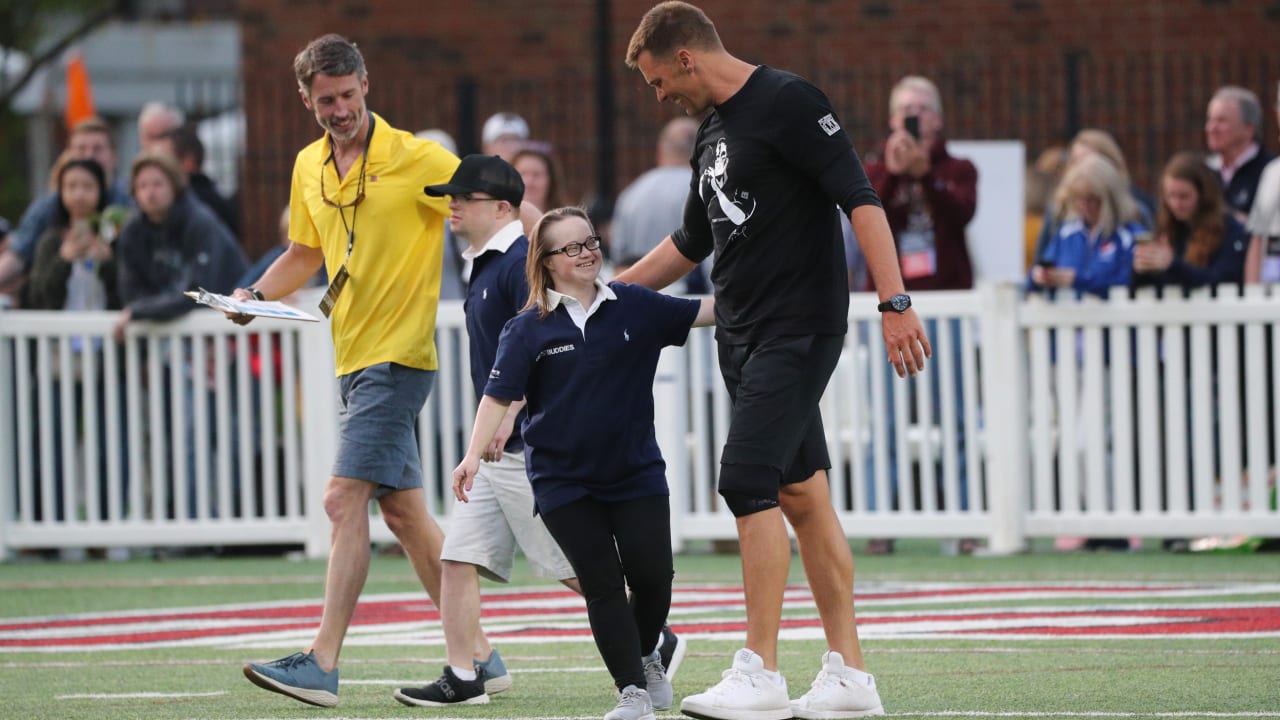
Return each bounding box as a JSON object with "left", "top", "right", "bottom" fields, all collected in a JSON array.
[{"left": 891, "top": 294, "right": 910, "bottom": 312}]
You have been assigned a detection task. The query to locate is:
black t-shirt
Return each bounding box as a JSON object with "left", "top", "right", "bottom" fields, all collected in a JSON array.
[{"left": 672, "top": 65, "right": 881, "bottom": 345}]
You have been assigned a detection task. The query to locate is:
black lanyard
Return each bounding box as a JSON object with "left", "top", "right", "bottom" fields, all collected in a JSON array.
[{"left": 326, "top": 114, "right": 376, "bottom": 259}]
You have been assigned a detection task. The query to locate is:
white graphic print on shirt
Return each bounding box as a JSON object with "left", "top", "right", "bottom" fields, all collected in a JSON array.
[{"left": 700, "top": 138, "right": 756, "bottom": 242}]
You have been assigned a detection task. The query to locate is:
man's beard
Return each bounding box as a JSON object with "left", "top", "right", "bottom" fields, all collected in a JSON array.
[{"left": 324, "top": 107, "right": 364, "bottom": 142}]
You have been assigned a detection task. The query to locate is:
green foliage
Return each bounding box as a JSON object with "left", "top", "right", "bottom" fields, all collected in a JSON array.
[{"left": 0, "top": 0, "right": 114, "bottom": 54}]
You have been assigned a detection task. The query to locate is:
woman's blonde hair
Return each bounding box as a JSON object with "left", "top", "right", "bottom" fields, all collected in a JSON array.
[
  {"left": 1069, "top": 128, "right": 1131, "bottom": 182},
  {"left": 523, "top": 206, "right": 596, "bottom": 319},
  {"left": 1054, "top": 153, "right": 1137, "bottom": 238}
]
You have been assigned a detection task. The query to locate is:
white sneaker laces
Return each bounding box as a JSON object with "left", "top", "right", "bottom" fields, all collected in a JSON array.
[{"left": 714, "top": 666, "right": 764, "bottom": 694}]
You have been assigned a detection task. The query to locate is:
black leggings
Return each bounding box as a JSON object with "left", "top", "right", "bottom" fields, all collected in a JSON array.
[{"left": 540, "top": 493, "right": 673, "bottom": 691}]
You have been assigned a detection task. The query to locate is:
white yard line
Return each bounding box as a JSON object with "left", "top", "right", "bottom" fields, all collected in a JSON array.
[{"left": 57, "top": 691, "right": 226, "bottom": 699}]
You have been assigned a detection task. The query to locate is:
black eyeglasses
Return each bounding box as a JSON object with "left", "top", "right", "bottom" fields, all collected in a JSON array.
[
  {"left": 320, "top": 167, "right": 365, "bottom": 209},
  {"left": 546, "top": 236, "right": 602, "bottom": 258}
]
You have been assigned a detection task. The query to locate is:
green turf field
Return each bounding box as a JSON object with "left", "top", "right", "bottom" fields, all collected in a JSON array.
[{"left": 2, "top": 541, "right": 1278, "bottom": 720}]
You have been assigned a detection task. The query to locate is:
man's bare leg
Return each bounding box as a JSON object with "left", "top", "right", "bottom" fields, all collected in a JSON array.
[
  {"left": 440, "top": 560, "right": 490, "bottom": 668},
  {"left": 310, "top": 476, "right": 377, "bottom": 671},
  {"left": 780, "top": 470, "right": 865, "bottom": 669},
  {"left": 736, "top": 506, "right": 791, "bottom": 670}
]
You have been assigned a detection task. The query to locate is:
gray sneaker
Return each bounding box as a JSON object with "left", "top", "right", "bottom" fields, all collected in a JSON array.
[
  {"left": 642, "top": 650, "right": 673, "bottom": 710},
  {"left": 242, "top": 650, "right": 338, "bottom": 707},
  {"left": 605, "top": 684, "right": 655, "bottom": 720}
]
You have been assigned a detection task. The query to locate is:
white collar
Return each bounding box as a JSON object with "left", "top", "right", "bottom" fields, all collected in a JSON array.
[
  {"left": 1229, "top": 143, "right": 1261, "bottom": 172},
  {"left": 461, "top": 220, "right": 524, "bottom": 261},
  {"left": 547, "top": 277, "right": 616, "bottom": 311}
]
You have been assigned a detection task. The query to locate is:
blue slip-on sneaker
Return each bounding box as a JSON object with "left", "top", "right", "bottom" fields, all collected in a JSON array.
[
  {"left": 476, "top": 648, "right": 512, "bottom": 695},
  {"left": 242, "top": 650, "right": 338, "bottom": 707}
]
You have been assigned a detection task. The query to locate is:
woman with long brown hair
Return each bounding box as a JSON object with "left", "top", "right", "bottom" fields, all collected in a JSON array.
[{"left": 1132, "top": 151, "right": 1248, "bottom": 290}]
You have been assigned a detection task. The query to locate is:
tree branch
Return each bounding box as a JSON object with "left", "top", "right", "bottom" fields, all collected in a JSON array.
[{"left": 0, "top": 1, "right": 125, "bottom": 111}]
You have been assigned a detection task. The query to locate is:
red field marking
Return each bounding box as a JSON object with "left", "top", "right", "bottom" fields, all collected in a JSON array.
[{"left": 3, "top": 583, "right": 1277, "bottom": 650}]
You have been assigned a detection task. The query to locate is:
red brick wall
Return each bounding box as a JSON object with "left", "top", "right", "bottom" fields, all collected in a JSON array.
[{"left": 236, "top": 0, "right": 1280, "bottom": 258}]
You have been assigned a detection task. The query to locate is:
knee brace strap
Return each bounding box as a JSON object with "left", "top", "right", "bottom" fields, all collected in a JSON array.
[{"left": 718, "top": 462, "right": 781, "bottom": 517}]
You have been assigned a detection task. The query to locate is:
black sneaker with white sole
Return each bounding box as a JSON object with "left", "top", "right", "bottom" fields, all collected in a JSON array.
[
  {"left": 658, "top": 624, "right": 688, "bottom": 681},
  {"left": 394, "top": 666, "right": 489, "bottom": 707}
]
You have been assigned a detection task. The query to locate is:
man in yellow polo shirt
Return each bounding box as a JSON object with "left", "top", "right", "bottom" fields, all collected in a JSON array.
[{"left": 226, "top": 33, "right": 506, "bottom": 708}]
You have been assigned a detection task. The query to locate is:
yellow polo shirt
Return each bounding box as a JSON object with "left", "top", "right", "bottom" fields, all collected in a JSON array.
[{"left": 289, "top": 113, "right": 459, "bottom": 376}]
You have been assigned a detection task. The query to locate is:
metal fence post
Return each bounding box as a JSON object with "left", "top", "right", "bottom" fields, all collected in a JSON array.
[{"left": 979, "top": 282, "right": 1029, "bottom": 554}]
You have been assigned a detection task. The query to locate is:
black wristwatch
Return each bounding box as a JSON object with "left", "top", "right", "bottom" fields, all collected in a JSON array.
[
  {"left": 877, "top": 293, "right": 911, "bottom": 313},
  {"left": 246, "top": 287, "right": 265, "bottom": 301}
]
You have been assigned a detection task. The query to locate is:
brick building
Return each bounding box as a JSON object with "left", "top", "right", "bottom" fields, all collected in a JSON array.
[{"left": 237, "top": 0, "right": 1280, "bottom": 259}]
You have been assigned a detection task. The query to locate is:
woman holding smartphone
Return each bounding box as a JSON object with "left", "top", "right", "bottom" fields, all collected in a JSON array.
[
  {"left": 1028, "top": 154, "right": 1144, "bottom": 298},
  {"left": 453, "top": 206, "right": 713, "bottom": 720},
  {"left": 1131, "top": 151, "right": 1247, "bottom": 292}
]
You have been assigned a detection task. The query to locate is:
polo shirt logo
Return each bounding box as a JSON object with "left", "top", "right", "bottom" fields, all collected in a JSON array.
[
  {"left": 483, "top": 288, "right": 488, "bottom": 300},
  {"left": 624, "top": 329, "right": 630, "bottom": 342},
  {"left": 536, "top": 343, "right": 576, "bottom": 362}
]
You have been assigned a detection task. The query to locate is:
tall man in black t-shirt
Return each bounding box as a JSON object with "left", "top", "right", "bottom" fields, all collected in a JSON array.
[{"left": 618, "top": 3, "right": 929, "bottom": 719}]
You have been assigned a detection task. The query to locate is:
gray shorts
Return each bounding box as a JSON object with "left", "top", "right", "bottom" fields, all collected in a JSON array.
[
  {"left": 440, "top": 452, "right": 575, "bottom": 583},
  {"left": 333, "top": 362, "right": 435, "bottom": 496}
]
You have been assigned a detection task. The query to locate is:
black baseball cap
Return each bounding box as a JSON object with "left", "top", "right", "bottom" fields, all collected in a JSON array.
[{"left": 425, "top": 154, "right": 524, "bottom": 207}]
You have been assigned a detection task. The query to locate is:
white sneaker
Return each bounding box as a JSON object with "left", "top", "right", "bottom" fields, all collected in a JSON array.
[
  {"left": 790, "top": 650, "right": 884, "bottom": 719},
  {"left": 679, "top": 648, "right": 791, "bottom": 720}
]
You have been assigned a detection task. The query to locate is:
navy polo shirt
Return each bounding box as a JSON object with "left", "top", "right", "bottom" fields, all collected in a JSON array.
[
  {"left": 464, "top": 227, "right": 530, "bottom": 452},
  {"left": 485, "top": 281, "right": 700, "bottom": 514}
]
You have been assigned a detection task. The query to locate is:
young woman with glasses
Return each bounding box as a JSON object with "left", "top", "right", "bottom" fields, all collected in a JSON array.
[{"left": 453, "top": 206, "right": 712, "bottom": 720}]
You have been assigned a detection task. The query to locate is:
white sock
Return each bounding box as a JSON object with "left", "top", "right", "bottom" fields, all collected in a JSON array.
[
  {"left": 450, "top": 665, "right": 477, "bottom": 682},
  {"left": 654, "top": 632, "right": 665, "bottom": 651},
  {"left": 762, "top": 667, "right": 785, "bottom": 688}
]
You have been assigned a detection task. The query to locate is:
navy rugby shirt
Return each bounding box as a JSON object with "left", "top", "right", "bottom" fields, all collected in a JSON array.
[
  {"left": 484, "top": 281, "right": 699, "bottom": 514},
  {"left": 463, "top": 221, "right": 530, "bottom": 452}
]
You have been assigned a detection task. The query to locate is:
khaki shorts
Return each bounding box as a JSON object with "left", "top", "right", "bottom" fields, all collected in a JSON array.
[{"left": 441, "top": 452, "right": 575, "bottom": 583}]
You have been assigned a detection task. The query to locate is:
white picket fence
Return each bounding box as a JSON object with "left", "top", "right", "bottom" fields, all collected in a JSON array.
[{"left": 1, "top": 284, "right": 1277, "bottom": 560}]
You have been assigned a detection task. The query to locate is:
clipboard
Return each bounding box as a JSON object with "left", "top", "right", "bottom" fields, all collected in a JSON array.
[{"left": 185, "top": 288, "right": 321, "bottom": 322}]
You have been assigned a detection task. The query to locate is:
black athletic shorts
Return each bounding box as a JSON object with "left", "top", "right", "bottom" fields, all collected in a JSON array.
[{"left": 717, "top": 333, "right": 844, "bottom": 486}]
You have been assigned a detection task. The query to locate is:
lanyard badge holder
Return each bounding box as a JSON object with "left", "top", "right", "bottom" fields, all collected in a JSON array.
[
  {"left": 318, "top": 117, "right": 374, "bottom": 319},
  {"left": 319, "top": 249, "right": 351, "bottom": 318}
]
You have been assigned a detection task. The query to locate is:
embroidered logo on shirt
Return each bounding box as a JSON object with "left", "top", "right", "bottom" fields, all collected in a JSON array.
[
  {"left": 489, "top": 368, "right": 501, "bottom": 379},
  {"left": 624, "top": 329, "right": 630, "bottom": 342},
  {"left": 482, "top": 288, "right": 488, "bottom": 300},
  {"left": 536, "top": 343, "right": 576, "bottom": 362},
  {"left": 818, "top": 113, "right": 840, "bottom": 136}
]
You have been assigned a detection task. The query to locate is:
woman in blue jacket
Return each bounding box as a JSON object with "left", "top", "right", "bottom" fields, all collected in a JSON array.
[
  {"left": 453, "top": 206, "right": 713, "bottom": 720},
  {"left": 1029, "top": 154, "right": 1145, "bottom": 298}
]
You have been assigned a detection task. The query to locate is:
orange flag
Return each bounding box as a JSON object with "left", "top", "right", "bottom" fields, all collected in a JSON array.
[{"left": 64, "top": 51, "right": 96, "bottom": 131}]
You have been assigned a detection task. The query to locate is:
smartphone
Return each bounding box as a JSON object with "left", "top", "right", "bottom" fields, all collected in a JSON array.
[
  {"left": 1035, "top": 259, "right": 1056, "bottom": 269},
  {"left": 1134, "top": 230, "right": 1153, "bottom": 244},
  {"left": 904, "top": 115, "right": 921, "bottom": 140}
]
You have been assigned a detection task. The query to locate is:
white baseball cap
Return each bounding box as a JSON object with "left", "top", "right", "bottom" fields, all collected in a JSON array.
[{"left": 482, "top": 112, "right": 529, "bottom": 146}]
